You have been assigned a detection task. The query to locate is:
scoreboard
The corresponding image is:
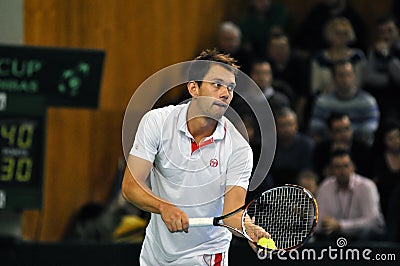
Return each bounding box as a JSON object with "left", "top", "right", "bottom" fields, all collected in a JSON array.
[
  {"left": 0, "top": 94, "right": 46, "bottom": 209},
  {"left": 0, "top": 45, "right": 104, "bottom": 209}
]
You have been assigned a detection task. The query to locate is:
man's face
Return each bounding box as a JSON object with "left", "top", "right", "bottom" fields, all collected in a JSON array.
[
  {"left": 267, "top": 37, "right": 290, "bottom": 64},
  {"left": 194, "top": 63, "right": 236, "bottom": 119},
  {"left": 331, "top": 116, "right": 353, "bottom": 144},
  {"left": 385, "top": 128, "right": 400, "bottom": 153},
  {"left": 250, "top": 62, "right": 273, "bottom": 89},
  {"left": 331, "top": 155, "right": 354, "bottom": 187},
  {"left": 378, "top": 21, "right": 399, "bottom": 44},
  {"left": 276, "top": 113, "right": 298, "bottom": 141},
  {"left": 334, "top": 63, "right": 356, "bottom": 97},
  {"left": 218, "top": 29, "right": 241, "bottom": 54}
]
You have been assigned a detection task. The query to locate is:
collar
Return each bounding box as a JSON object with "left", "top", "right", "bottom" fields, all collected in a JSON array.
[{"left": 177, "top": 101, "right": 226, "bottom": 141}]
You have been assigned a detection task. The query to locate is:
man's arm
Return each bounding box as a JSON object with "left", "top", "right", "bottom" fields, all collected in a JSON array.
[
  {"left": 221, "top": 186, "right": 247, "bottom": 232},
  {"left": 338, "top": 181, "right": 385, "bottom": 236},
  {"left": 121, "top": 155, "right": 189, "bottom": 233},
  {"left": 222, "top": 186, "right": 269, "bottom": 250}
]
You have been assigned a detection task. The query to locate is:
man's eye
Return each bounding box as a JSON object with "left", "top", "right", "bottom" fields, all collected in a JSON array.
[
  {"left": 226, "top": 85, "right": 235, "bottom": 91},
  {"left": 213, "top": 82, "right": 235, "bottom": 91},
  {"left": 213, "top": 82, "right": 223, "bottom": 88}
]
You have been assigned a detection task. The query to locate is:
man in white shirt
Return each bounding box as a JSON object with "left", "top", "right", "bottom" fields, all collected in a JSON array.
[
  {"left": 316, "top": 149, "right": 385, "bottom": 240},
  {"left": 122, "top": 49, "right": 268, "bottom": 265}
]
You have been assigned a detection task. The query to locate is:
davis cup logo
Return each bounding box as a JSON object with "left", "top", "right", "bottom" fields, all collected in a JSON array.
[{"left": 210, "top": 158, "right": 218, "bottom": 167}]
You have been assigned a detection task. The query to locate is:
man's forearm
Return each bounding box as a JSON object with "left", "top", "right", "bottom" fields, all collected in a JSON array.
[{"left": 121, "top": 167, "right": 169, "bottom": 214}]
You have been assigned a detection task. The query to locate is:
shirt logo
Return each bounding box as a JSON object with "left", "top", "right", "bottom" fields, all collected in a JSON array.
[{"left": 210, "top": 158, "right": 218, "bottom": 167}]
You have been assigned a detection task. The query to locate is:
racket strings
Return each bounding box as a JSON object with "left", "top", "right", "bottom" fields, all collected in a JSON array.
[{"left": 246, "top": 187, "right": 316, "bottom": 249}]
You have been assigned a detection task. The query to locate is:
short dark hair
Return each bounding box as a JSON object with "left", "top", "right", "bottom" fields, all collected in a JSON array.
[
  {"left": 188, "top": 48, "right": 239, "bottom": 87},
  {"left": 376, "top": 14, "right": 399, "bottom": 28},
  {"left": 267, "top": 32, "right": 290, "bottom": 46},
  {"left": 329, "top": 148, "right": 352, "bottom": 164},
  {"left": 274, "top": 106, "right": 297, "bottom": 120},
  {"left": 249, "top": 59, "right": 270, "bottom": 75},
  {"left": 327, "top": 112, "right": 349, "bottom": 129}
]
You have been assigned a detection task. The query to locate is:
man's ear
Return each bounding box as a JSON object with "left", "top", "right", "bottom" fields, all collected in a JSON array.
[{"left": 187, "top": 81, "right": 199, "bottom": 97}]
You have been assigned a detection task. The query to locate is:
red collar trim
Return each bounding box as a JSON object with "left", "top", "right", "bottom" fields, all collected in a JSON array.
[{"left": 191, "top": 137, "right": 214, "bottom": 154}]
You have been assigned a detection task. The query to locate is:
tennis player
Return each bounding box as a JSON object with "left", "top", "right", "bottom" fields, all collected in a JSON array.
[{"left": 122, "top": 49, "right": 268, "bottom": 265}]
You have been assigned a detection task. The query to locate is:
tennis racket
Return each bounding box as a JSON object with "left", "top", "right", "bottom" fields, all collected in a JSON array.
[{"left": 189, "top": 184, "right": 318, "bottom": 258}]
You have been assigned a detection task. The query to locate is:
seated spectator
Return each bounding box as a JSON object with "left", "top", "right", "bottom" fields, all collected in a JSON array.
[
  {"left": 215, "top": 21, "right": 256, "bottom": 74},
  {"left": 271, "top": 107, "right": 315, "bottom": 186},
  {"left": 316, "top": 149, "right": 385, "bottom": 241},
  {"left": 265, "top": 33, "right": 310, "bottom": 129},
  {"left": 313, "top": 112, "right": 370, "bottom": 180},
  {"left": 370, "top": 120, "right": 400, "bottom": 221},
  {"left": 297, "top": 169, "right": 319, "bottom": 195},
  {"left": 363, "top": 15, "right": 400, "bottom": 121},
  {"left": 294, "top": 0, "right": 367, "bottom": 58},
  {"left": 239, "top": 0, "right": 289, "bottom": 57},
  {"left": 248, "top": 60, "right": 292, "bottom": 113},
  {"left": 310, "top": 17, "right": 366, "bottom": 96},
  {"left": 309, "top": 61, "right": 379, "bottom": 144}
]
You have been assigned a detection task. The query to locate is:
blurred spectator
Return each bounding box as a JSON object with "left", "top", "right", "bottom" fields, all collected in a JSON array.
[
  {"left": 215, "top": 21, "right": 256, "bottom": 74},
  {"left": 242, "top": 114, "right": 261, "bottom": 169},
  {"left": 239, "top": 0, "right": 289, "bottom": 57},
  {"left": 265, "top": 33, "right": 310, "bottom": 129},
  {"left": 363, "top": 15, "right": 400, "bottom": 121},
  {"left": 249, "top": 60, "right": 291, "bottom": 113},
  {"left": 316, "top": 149, "right": 385, "bottom": 241},
  {"left": 271, "top": 107, "right": 315, "bottom": 186},
  {"left": 63, "top": 158, "right": 148, "bottom": 242},
  {"left": 370, "top": 120, "right": 400, "bottom": 221},
  {"left": 310, "top": 17, "right": 366, "bottom": 96},
  {"left": 294, "top": 0, "right": 367, "bottom": 59},
  {"left": 313, "top": 112, "right": 370, "bottom": 180},
  {"left": 243, "top": 114, "right": 274, "bottom": 202},
  {"left": 297, "top": 169, "right": 319, "bottom": 195},
  {"left": 309, "top": 61, "right": 379, "bottom": 144}
]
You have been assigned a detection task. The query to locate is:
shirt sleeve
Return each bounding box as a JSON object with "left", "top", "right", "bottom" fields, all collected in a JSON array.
[
  {"left": 339, "top": 179, "right": 385, "bottom": 236},
  {"left": 129, "top": 110, "right": 160, "bottom": 163}
]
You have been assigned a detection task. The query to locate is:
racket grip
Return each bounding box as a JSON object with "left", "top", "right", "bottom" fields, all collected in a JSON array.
[{"left": 189, "top": 218, "right": 214, "bottom": 227}]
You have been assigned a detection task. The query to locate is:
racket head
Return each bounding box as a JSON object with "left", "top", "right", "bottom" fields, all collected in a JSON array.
[{"left": 241, "top": 184, "right": 318, "bottom": 252}]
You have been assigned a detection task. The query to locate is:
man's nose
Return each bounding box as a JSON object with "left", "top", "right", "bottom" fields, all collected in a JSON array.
[{"left": 219, "top": 86, "right": 230, "bottom": 100}]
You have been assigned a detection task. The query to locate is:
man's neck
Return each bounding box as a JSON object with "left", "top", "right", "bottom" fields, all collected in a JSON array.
[
  {"left": 187, "top": 104, "right": 218, "bottom": 144},
  {"left": 336, "top": 88, "right": 357, "bottom": 100}
]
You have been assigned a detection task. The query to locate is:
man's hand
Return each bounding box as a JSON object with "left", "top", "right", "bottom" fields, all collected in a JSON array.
[
  {"left": 244, "top": 216, "right": 271, "bottom": 252},
  {"left": 321, "top": 216, "right": 341, "bottom": 235},
  {"left": 159, "top": 203, "right": 189, "bottom": 233}
]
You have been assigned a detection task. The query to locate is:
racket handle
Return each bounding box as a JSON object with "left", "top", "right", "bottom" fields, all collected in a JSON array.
[{"left": 189, "top": 217, "right": 214, "bottom": 227}]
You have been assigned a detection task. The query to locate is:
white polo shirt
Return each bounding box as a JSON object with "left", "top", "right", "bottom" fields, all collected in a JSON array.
[{"left": 130, "top": 102, "right": 252, "bottom": 262}]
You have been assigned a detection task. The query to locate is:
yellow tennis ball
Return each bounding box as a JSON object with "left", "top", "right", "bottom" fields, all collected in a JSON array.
[{"left": 258, "top": 237, "right": 276, "bottom": 250}]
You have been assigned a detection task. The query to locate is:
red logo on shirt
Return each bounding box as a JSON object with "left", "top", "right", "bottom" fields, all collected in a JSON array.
[{"left": 210, "top": 158, "right": 218, "bottom": 167}]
